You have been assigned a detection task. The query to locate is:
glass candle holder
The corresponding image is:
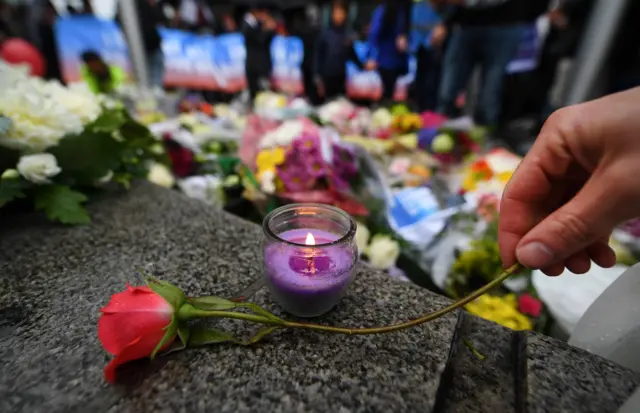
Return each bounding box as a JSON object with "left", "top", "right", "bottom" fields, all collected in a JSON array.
[{"left": 262, "top": 203, "right": 358, "bottom": 318}]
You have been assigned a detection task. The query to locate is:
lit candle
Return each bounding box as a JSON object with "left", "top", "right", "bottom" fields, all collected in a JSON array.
[{"left": 262, "top": 205, "right": 358, "bottom": 317}]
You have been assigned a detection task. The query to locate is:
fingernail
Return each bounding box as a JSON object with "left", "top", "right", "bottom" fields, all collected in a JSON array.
[{"left": 516, "top": 242, "right": 554, "bottom": 269}]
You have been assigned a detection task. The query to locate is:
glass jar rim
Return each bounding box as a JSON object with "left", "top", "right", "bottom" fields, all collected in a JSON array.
[{"left": 262, "top": 203, "right": 357, "bottom": 248}]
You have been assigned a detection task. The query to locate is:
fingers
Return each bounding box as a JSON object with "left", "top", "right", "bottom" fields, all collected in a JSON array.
[
  {"left": 515, "top": 169, "right": 618, "bottom": 270},
  {"left": 498, "top": 119, "right": 578, "bottom": 267}
]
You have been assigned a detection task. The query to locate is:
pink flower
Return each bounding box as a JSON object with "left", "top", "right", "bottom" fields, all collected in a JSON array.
[
  {"left": 327, "top": 171, "right": 350, "bottom": 192},
  {"left": 518, "top": 294, "right": 543, "bottom": 318},
  {"left": 98, "top": 285, "right": 175, "bottom": 383}
]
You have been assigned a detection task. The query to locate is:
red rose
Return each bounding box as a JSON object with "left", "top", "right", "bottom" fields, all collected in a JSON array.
[
  {"left": 99, "top": 285, "right": 175, "bottom": 383},
  {"left": 518, "top": 293, "right": 543, "bottom": 318}
]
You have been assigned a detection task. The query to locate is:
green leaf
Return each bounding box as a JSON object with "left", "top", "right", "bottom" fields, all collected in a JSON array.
[
  {"left": 141, "top": 273, "right": 186, "bottom": 311},
  {"left": 187, "top": 296, "right": 238, "bottom": 311},
  {"left": 245, "top": 326, "right": 279, "bottom": 345},
  {"left": 237, "top": 303, "right": 283, "bottom": 322},
  {"left": 177, "top": 322, "right": 191, "bottom": 349},
  {"left": 188, "top": 327, "right": 237, "bottom": 347},
  {"left": 0, "top": 178, "right": 28, "bottom": 207},
  {"left": 33, "top": 185, "right": 91, "bottom": 224},
  {"left": 48, "top": 130, "right": 123, "bottom": 185},
  {"left": 151, "top": 317, "right": 179, "bottom": 358},
  {"left": 90, "top": 109, "right": 127, "bottom": 133}
]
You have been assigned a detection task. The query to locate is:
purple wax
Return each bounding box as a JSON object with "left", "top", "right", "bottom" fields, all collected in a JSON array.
[{"left": 263, "top": 228, "right": 357, "bottom": 317}]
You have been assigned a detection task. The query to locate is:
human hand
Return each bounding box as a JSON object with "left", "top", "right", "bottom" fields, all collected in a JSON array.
[
  {"left": 548, "top": 9, "right": 568, "bottom": 29},
  {"left": 315, "top": 77, "right": 324, "bottom": 97},
  {"left": 498, "top": 88, "right": 640, "bottom": 276},
  {"left": 430, "top": 24, "right": 447, "bottom": 47},
  {"left": 396, "top": 35, "right": 408, "bottom": 52},
  {"left": 365, "top": 60, "right": 377, "bottom": 71},
  {"left": 264, "top": 17, "right": 277, "bottom": 31}
]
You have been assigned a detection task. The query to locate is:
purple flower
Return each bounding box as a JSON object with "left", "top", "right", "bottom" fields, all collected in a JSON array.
[
  {"left": 293, "top": 134, "right": 321, "bottom": 154},
  {"left": 332, "top": 143, "right": 358, "bottom": 177},
  {"left": 327, "top": 171, "right": 350, "bottom": 193},
  {"left": 278, "top": 162, "right": 316, "bottom": 192}
]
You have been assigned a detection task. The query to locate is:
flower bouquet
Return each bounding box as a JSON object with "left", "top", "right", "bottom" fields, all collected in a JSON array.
[
  {"left": 242, "top": 117, "right": 368, "bottom": 217},
  {"left": 0, "top": 63, "right": 167, "bottom": 224}
]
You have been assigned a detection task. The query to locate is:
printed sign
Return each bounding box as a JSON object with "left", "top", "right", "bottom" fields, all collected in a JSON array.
[
  {"left": 55, "top": 15, "right": 130, "bottom": 83},
  {"left": 55, "top": 16, "right": 412, "bottom": 100}
]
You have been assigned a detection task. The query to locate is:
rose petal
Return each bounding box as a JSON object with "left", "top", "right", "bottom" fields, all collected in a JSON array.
[
  {"left": 104, "top": 329, "right": 175, "bottom": 384},
  {"left": 98, "top": 286, "right": 173, "bottom": 355}
]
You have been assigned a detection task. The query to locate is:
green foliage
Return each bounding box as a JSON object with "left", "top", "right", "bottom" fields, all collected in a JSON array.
[
  {"left": 0, "top": 178, "right": 28, "bottom": 207},
  {"left": 48, "top": 130, "right": 123, "bottom": 186},
  {"left": 188, "top": 327, "right": 237, "bottom": 347},
  {"left": 33, "top": 185, "right": 91, "bottom": 224}
]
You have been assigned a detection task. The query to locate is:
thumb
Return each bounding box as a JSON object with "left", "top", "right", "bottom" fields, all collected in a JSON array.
[{"left": 515, "top": 173, "right": 618, "bottom": 269}]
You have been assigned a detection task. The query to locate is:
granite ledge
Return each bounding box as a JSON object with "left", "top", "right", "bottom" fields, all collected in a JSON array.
[{"left": 0, "top": 181, "right": 638, "bottom": 413}]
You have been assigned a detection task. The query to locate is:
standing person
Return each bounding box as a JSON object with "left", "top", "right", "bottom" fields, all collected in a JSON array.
[
  {"left": 176, "top": 0, "right": 215, "bottom": 34},
  {"left": 314, "top": 1, "right": 363, "bottom": 102},
  {"left": 37, "top": 1, "right": 62, "bottom": 82},
  {"left": 133, "top": 0, "right": 165, "bottom": 89},
  {"left": 292, "top": 9, "right": 320, "bottom": 104},
  {"left": 242, "top": 5, "right": 276, "bottom": 103},
  {"left": 410, "top": 0, "right": 446, "bottom": 111},
  {"left": 436, "top": 0, "right": 526, "bottom": 127},
  {"left": 366, "top": 0, "right": 410, "bottom": 104}
]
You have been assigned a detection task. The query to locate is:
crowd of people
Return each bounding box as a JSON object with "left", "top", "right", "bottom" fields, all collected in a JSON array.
[{"left": 1, "top": 0, "right": 640, "bottom": 132}]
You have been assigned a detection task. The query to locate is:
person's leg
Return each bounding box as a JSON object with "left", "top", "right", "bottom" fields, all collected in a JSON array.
[
  {"left": 323, "top": 75, "right": 346, "bottom": 100},
  {"left": 379, "top": 69, "right": 399, "bottom": 103},
  {"left": 422, "top": 48, "right": 441, "bottom": 111},
  {"left": 437, "top": 27, "right": 477, "bottom": 118},
  {"left": 414, "top": 46, "right": 428, "bottom": 111},
  {"left": 148, "top": 49, "right": 165, "bottom": 88},
  {"left": 246, "top": 70, "right": 260, "bottom": 102},
  {"left": 477, "top": 24, "right": 524, "bottom": 126}
]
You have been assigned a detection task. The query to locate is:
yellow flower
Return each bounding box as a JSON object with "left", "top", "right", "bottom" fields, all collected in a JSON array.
[
  {"left": 465, "top": 294, "right": 533, "bottom": 331},
  {"left": 256, "top": 147, "right": 286, "bottom": 175},
  {"left": 497, "top": 171, "right": 513, "bottom": 183}
]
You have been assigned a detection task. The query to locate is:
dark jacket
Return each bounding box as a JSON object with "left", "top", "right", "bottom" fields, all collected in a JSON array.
[
  {"left": 314, "top": 24, "right": 362, "bottom": 79},
  {"left": 241, "top": 16, "right": 275, "bottom": 75},
  {"left": 446, "top": 0, "right": 550, "bottom": 27}
]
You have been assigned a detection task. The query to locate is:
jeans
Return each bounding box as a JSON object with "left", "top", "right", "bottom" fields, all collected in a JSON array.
[
  {"left": 414, "top": 46, "right": 442, "bottom": 112},
  {"left": 322, "top": 74, "right": 347, "bottom": 101},
  {"left": 147, "top": 49, "right": 165, "bottom": 89},
  {"left": 438, "top": 24, "right": 524, "bottom": 126}
]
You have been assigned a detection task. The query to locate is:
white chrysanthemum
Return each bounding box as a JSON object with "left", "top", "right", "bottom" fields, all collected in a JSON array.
[
  {"left": 259, "top": 169, "right": 276, "bottom": 194},
  {"left": 371, "top": 108, "right": 393, "bottom": 130},
  {"left": 47, "top": 82, "right": 101, "bottom": 125},
  {"left": 0, "top": 81, "right": 84, "bottom": 151},
  {"left": 17, "top": 153, "right": 61, "bottom": 184},
  {"left": 365, "top": 235, "right": 400, "bottom": 270},
  {"left": 258, "top": 120, "right": 304, "bottom": 149},
  {"left": 147, "top": 163, "right": 175, "bottom": 188}
]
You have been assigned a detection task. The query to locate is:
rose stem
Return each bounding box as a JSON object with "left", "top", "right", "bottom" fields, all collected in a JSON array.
[{"left": 179, "top": 264, "right": 524, "bottom": 336}]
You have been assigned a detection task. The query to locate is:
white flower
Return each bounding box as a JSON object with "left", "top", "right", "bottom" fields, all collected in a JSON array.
[
  {"left": 365, "top": 235, "right": 400, "bottom": 270},
  {"left": 17, "top": 153, "right": 61, "bottom": 184},
  {"left": 258, "top": 120, "right": 304, "bottom": 149},
  {"left": 371, "top": 108, "right": 393, "bottom": 130},
  {"left": 260, "top": 170, "right": 276, "bottom": 194},
  {"left": 147, "top": 163, "right": 175, "bottom": 188},
  {"left": 50, "top": 82, "right": 101, "bottom": 124},
  {"left": 355, "top": 222, "right": 371, "bottom": 255}
]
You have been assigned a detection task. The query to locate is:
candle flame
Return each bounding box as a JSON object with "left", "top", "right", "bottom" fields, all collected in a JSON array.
[{"left": 305, "top": 232, "right": 316, "bottom": 246}]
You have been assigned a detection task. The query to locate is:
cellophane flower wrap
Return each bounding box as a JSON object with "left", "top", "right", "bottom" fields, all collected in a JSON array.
[{"left": 0, "top": 62, "right": 168, "bottom": 224}]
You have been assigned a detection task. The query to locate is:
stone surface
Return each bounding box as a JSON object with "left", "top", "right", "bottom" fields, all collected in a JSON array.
[
  {"left": 435, "top": 313, "right": 519, "bottom": 413},
  {"left": 0, "top": 182, "right": 458, "bottom": 413},
  {"left": 0, "top": 181, "right": 638, "bottom": 413},
  {"left": 525, "top": 332, "right": 640, "bottom": 413}
]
